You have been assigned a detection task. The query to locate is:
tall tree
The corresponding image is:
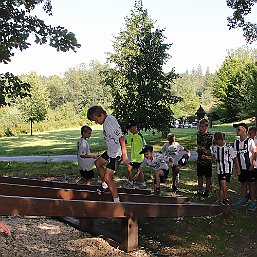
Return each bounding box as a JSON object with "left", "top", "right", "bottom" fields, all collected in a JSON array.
[
  {"left": 227, "top": 0, "right": 257, "bottom": 43},
  {"left": 102, "top": 0, "right": 180, "bottom": 132},
  {"left": 0, "top": 0, "right": 80, "bottom": 106}
]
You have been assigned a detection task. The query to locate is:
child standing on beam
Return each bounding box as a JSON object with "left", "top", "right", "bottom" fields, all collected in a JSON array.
[{"left": 87, "top": 105, "right": 130, "bottom": 203}]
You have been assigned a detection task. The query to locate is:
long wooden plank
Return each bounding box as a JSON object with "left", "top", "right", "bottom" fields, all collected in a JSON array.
[
  {"left": 0, "top": 176, "right": 151, "bottom": 195},
  {"left": 0, "top": 182, "right": 189, "bottom": 203},
  {"left": 0, "top": 195, "right": 231, "bottom": 218}
]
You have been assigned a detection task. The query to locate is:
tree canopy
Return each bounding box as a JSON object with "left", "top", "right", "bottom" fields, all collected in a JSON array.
[
  {"left": 227, "top": 0, "right": 257, "bottom": 43},
  {"left": 0, "top": 0, "right": 80, "bottom": 106},
  {"left": 102, "top": 0, "right": 180, "bottom": 132}
]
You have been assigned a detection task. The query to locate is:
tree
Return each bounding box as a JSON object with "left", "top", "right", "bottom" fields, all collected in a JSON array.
[
  {"left": 227, "top": 0, "right": 257, "bottom": 43},
  {"left": 102, "top": 0, "right": 180, "bottom": 132},
  {"left": 18, "top": 72, "right": 50, "bottom": 135},
  {"left": 0, "top": 0, "right": 80, "bottom": 106},
  {"left": 212, "top": 47, "right": 257, "bottom": 122}
]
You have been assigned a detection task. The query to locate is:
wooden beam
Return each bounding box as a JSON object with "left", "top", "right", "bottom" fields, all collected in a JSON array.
[
  {"left": 0, "top": 195, "right": 231, "bottom": 218},
  {"left": 0, "top": 176, "right": 151, "bottom": 195}
]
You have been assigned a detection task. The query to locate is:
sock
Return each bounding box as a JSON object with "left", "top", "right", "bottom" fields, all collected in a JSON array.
[
  {"left": 156, "top": 187, "right": 160, "bottom": 192},
  {"left": 113, "top": 197, "right": 120, "bottom": 203},
  {"left": 102, "top": 182, "right": 108, "bottom": 189}
]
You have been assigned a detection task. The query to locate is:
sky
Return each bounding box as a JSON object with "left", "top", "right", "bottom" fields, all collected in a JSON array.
[{"left": 1, "top": 0, "right": 257, "bottom": 76}]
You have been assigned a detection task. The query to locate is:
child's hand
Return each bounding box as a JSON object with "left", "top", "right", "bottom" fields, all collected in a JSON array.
[{"left": 0, "top": 221, "right": 11, "bottom": 236}]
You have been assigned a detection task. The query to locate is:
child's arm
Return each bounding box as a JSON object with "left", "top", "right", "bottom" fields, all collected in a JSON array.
[
  {"left": 234, "top": 156, "right": 241, "bottom": 175},
  {"left": 0, "top": 221, "right": 10, "bottom": 236},
  {"left": 80, "top": 153, "right": 99, "bottom": 159},
  {"left": 119, "top": 136, "right": 130, "bottom": 164},
  {"left": 183, "top": 147, "right": 191, "bottom": 157}
]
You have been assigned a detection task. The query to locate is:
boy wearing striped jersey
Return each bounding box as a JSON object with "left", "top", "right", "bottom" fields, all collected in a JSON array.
[
  {"left": 210, "top": 132, "right": 236, "bottom": 205},
  {"left": 124, "top": 120, "right": 147, "bottom": 189},
  {"left": 233, "top": 123, "right": 257, "bottom": 211}
]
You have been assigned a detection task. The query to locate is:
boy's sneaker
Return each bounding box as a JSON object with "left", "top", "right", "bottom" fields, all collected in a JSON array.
[
  {"left": 123, "top": 181, "right": 134, "bottom": 189},
  {"left": 236, "top": 199, "right": 247, "bottom": 207},
  {"left": 154, "top": 188, "right": 160, "bottom": 196},
  {"left": 171, "top": 185, "right": 179, "bottom": 193},
  {"left": 220, "top": 199, "right": 230, "bottom": 206},
  {"left": 202, "top": 190, "right": 210, "bottom": 198},
  {"left": 248, "top": 202, "right": 257, "bottom": 211},
  {"left": 137, "top": 182, "right": 147, "bottom": 190}
]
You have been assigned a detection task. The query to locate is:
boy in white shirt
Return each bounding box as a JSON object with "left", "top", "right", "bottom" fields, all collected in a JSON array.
[
  {"left": 161, "top": 133, "right": 191, "bottom": 193},
  {"left": 87, "top": 105, "right": 129, "bottom": 203},
  {"left": 138, "top": 145, "right": 173, "bottom": 195},
  {"left": 77, "top": 125, "right": 99, "bottom": 185}
]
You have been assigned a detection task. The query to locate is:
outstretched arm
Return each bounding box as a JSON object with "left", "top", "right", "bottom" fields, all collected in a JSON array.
[{"left": 0, "top": 221, "right": 11, "bottom": 236}]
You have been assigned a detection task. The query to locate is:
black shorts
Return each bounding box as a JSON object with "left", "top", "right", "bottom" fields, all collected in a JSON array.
[
  {"left": 218, "top": 173, "right": 231, "bottom": 184},
  {"left": 79, "top": 169, "right": 94, "bottom": 179},
  {"left": 238, "top": 169, "right": 257, "bottom": 183},
  {"left": 101, "top": 151, "right": 120, "bottom": 171},
  {"left": 129, "top": 162, "right": 141, "bottom": 169},
  {"left": 159, "top": 169, "right": 169, "bottom": 183},
  {"left": 197, "top": 162, "right": 212, "bottom": 177}
]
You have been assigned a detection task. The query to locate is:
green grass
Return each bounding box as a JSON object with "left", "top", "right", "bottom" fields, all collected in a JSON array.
[{"left": 0, "top": 119, "right": 255, "bottom": 156}]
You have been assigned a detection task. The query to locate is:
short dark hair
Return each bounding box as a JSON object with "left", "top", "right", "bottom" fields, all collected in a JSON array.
[
  {"left": 87, "top": 105, "right": 107, "bottom": 120},
  {"left": 81, "top": 125, "right": 92, "bottom": 136},
  {"left": 199, "top": 118, "right": 209, "bottom": 126},
  {"left": 248, "top": 126, "right": 257, "bottom": 133},
  {"left": 214, "top": 132, "right": 225, "bottom": 141}
]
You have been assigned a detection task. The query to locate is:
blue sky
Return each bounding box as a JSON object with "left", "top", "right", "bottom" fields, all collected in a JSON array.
[{"left": 1, "top": 0, "right": 257, "bottom": 76}]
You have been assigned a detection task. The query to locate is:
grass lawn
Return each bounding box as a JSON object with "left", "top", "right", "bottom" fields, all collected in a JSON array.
[{"left": 0, "top": 120, "right": 256, "bottom": 256}]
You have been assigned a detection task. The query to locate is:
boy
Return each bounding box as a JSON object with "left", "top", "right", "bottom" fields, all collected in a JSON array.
[
  {"left": 137, "top": 145, "right": 172, "bottom": 195},
  {"left": 124, "top": 120, "right": 147, "bottom": 189},
  {"left": 161, "top": 133, "right": 191, "bottom": 193},
  {"left": 196, "top": 118, "right": 213, "bottom": 198},
  {"left": 77, "top": 125, "right": 99, "bottom": 185},
  {"left": 233, "top": 123, "right": 257, "bottom": 211},
  {"left": 210, "top": 132, "right": 236, "bottom": 205},
  {"left": 87, "top": 105, "right": 129, "bottom": 203}
]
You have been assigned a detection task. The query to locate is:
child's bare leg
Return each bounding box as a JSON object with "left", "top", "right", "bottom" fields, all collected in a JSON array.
[
  {"left": 96, "top": 157, "right": 108, "bottom": 182},
  {"left": 220, "top": 180, "right": 227, "bottom": 201},
  {"left": 139, "top": 170, "right": 145, "bottom": 183},
  {"left": 104, "top": 168, "right": 118, "bottom": 199},
  {"left": 198, "top": 176, "right": 203, "bottom": 190},
  {"left": 240, "top": 182, "right": 247, "bottom": 201},
  {"left": 127, "top": 164, "right": 134, "bottom": 182},
  {"left": 172, "top": 167, "right": 179, "bottom": 187},
  {"left": 206, "top": 176, "right": 212, "bottom": 191}
]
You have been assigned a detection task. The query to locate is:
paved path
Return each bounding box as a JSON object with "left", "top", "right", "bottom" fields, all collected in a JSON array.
[{"left": 0, "top": 151, "right": 198, "bottom": 162}]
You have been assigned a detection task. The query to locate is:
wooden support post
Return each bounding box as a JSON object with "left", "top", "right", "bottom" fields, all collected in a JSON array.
[{"left": 120, "top": 217, "right": 138, "bottom": 252}]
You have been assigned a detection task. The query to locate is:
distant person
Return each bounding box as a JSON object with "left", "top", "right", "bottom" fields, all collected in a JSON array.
[
  {"left": 209, "top": 132, "right": 236, "bottom": 205},
  {"left": 196, "top": 118, "right": 213, "bottom": 198},
  {"left": 124, "top": 120, "right": 147, "bottom": 189},
  {"left": 137, "top": 145, "right": 172, "bottom": 195},
  {"left": 0, "top": 221, "right": 10, "bottom": 236},
  {"left": 161, "top": 133, "right": 191, "bottom": 193},
  {"left": 233, "top": 123, "right": 257, "bottom": 211},
  {"left": 87, "top": 105, "right": 129, "bottom": 203},
  {"left": 76, "top": 125, "right": 99, "bottom": 185}
]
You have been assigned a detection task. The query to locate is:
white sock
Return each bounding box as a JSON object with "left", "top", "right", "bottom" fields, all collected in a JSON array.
[
  {"left": 113, "top": 197, "right": 120, "bottom": 203},
  {"left": 102, "top": 182, "right": 108, "bottom": 189}
]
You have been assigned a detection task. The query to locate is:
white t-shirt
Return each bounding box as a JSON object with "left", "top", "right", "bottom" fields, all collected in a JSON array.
[
  {"left": 140, "top": 152, "right": 170, "bottom": 171},
  {"left": 103, "top": 114, "right": 123, "bottom": 158},
  {"left": 161, "top": 142, "right": 184, "bottom": 165},
  {"left": 211, "top": 143, "right": 236, "bottom": 174},
  {"left": 77, "top": 138, "right": 95, "bottom": 171},
  {"left": 234, "top": 138, "right": 256, "bottom": 170}
]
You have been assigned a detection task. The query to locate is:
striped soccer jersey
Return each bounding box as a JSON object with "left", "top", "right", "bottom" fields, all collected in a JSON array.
[
  {"left": 211, "top": 143, "right": 236, "bottom": 174},
  {"left": 234, "top": 138, "right": 255, "bottom": 170}
]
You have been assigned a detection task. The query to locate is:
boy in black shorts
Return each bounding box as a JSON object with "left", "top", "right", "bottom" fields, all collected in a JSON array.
[
  {"left": 87, "top": 105, "right": 130, "bottom": 203},
  {"left": 196, "top": 118, "right": 213, "bottom": 198}
]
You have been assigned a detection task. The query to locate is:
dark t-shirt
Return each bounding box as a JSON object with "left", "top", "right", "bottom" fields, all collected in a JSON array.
[{"left": 197, "top": 131, "right": 213, "bottom": 165}]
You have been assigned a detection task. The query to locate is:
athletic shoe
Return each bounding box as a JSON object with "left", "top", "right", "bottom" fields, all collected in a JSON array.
[
  {"left": 123, "top": 181, "right": 134, "bottom": 189},
  {"left": 137, "top": 183, "right": 147, "bottom": 190},
  {"left": 202, "top": 190, "right": 210, "bottom": 198},
  {"left": 220, "top": 199, "right": 230, "bottom": 206},
  {"left": 171, "top": 185, "right": 179, "bottom": 193},
  {"left": 236, "top": 199, "right": 247, "bottom": 207},
  {"left": 248, "top": 202, "right": 257, "bottom": 211}
]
